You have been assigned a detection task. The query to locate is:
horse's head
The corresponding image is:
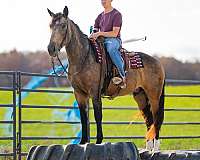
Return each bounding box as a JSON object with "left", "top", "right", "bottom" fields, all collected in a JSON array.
[{"left": 47, "top": 6, "right": 69, "bottom": 57}]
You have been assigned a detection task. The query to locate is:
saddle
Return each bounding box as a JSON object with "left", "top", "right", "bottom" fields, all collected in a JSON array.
[{"left": 90, "top": 37, "right": 144, "bottom": 96}]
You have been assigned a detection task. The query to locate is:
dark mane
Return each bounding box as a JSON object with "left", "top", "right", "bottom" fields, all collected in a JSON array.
[
  {"left": 66, "top": 18, "right": 95, "bottom": 67},
  {"left": 69, "top": 19, "right": 88, "bottom": 40}
]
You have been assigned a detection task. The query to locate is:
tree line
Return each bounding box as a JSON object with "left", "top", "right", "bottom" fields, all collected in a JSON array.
[{"left": 0, "top": 49, "right": 200, "bottom": 87}]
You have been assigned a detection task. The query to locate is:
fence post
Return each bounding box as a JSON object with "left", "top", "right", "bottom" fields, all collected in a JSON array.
[
  {"left": 13, "top": 72, "right": 17, "bottom": 160},
  {"left": 17, "top": 72, "right": 22, "bottom": 160}
]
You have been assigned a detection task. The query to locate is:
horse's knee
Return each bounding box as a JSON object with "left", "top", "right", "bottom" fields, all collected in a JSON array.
[
  {"left": 92, "top": 98, "right": 102, "bottom": 122},
  {"left": 93, "top": 99, "right": 102, "bottom": 108}
]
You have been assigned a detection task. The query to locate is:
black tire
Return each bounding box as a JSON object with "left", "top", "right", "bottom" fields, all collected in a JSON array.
[
  {"left": 140, "top": 150, "right": 200, "bottom": 160},
  {"left": 27, "top": 142, "right": 140, "bottom": 160}
]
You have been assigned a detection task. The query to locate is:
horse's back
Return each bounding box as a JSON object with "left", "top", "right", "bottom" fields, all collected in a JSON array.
[
  {"left": 134, "top": 52, "right": 165, "bottom": 76},
  {"left": 136, "top": 52, "right": 163, "bottom": 69}
]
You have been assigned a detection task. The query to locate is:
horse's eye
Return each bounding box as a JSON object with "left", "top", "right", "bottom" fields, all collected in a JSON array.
[
  {"left": 61, "top": 24, "right": 66, "bottom": 29},
  {"left": 55, "top": 21, "right": 60, "bottom": 25}
]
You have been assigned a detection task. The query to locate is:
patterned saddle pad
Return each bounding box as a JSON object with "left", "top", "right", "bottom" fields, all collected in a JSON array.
[{"left": 90, "top": 39, "right": 144, "bottom": 70}]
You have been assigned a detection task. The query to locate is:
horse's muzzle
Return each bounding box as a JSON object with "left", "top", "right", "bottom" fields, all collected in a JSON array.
[{"left": 48, "top": 43, "right": 59, "bottom": 57}]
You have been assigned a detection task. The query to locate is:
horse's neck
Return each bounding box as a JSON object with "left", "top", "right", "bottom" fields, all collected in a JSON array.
[{"left": 65, "top": 20, "right": 91, "bottom": 72}]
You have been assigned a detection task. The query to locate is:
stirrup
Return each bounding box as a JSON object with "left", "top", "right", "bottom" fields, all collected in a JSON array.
[
  {"left": 120, "top": 77, "right": 126, "bottom": 89},
  {"left": 112, "top": 77, "right": 122, "bottom": 85},
  {"left": 120, "top": 83, "right": 126, "bottom": 89}
]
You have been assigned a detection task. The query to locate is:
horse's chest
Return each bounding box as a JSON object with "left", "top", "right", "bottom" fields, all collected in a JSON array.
[{"left": 70, "top": 75, "right": 91, "bottom": 93}]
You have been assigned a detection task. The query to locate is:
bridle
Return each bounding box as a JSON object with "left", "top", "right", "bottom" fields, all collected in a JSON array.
[
  {"left": 50, "top": 17, "right": 91, "bottom": 78},
  {"left": 51, "top": 17, "right": 70, "bottom": 77}
]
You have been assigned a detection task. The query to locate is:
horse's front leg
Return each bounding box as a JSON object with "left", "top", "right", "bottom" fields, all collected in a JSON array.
[
  {"left": 92, "top": 96, "right": 103, "bottom": 144},
  {"left": 74, "top": 91, "right": 89, "bottom": 144}
]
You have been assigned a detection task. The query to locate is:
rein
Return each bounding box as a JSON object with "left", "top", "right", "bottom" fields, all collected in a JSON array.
[{"left": 51, "top": 55, "right": 69, "bottom": 77}]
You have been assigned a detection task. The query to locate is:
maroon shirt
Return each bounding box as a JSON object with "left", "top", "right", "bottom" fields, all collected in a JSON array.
[{"left": 94, "top": 8, "right": 122, "bottom": 38}]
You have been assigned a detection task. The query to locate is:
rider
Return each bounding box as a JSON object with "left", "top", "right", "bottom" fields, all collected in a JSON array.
[{"left": 90, "top": 0, "right": 126, "bottom": 88}]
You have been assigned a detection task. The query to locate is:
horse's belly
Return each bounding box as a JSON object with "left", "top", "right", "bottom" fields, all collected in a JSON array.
[{"left": 104, "top": 81, "right": 137, "bottom": 98}]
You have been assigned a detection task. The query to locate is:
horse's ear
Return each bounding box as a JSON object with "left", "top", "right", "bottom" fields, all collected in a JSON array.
[
  {"left": 47, "top": 8, "right": 55, "bottom": 17},
  {"left": 63, "top": 6, "right": 69, "bottom": 18}
]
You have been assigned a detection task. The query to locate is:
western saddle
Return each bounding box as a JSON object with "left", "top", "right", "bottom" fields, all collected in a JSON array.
[{"left": 90, "top": 37, "right": 144, "bottom": 95}]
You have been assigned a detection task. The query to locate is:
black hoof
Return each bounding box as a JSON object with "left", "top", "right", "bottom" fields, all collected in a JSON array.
[
  {"left": 79, "top": 139, "right": 87, "bottom": 144},
  {"left": 79, "top": 141, "right": 85, "bottom": 145},
  {"left": 96, "top": 137, "right": 103, "bottom": 144},
  {"left": 96, "top": 140, "right": 102, "bottom": 144},
  {"left": 96, "top": 134, "right": 103, "bottom": 144}
]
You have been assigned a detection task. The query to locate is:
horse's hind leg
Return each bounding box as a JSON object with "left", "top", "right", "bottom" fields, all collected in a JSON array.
[
  {"left": 133, "top": 88, "right": 153, "bottom": 130},
  {"left": 133, "top": 88, "right": 154, "bottom": 150},
  {"left": 146, "top": 84, "right": 165, "bottom": 152}
]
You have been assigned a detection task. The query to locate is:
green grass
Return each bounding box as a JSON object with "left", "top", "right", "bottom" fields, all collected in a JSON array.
[{"left": 0, "top": 85, "right": 200, "bottom": 154}]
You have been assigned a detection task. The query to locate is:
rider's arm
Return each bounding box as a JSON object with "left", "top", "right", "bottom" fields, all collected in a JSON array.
[{"left": 94, "top": 15, "right": 100, "bottom": 33}]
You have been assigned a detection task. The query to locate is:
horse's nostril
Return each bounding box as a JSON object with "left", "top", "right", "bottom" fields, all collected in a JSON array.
[{"left": 48, "top": 44, "right": 55, "bottom": 54}]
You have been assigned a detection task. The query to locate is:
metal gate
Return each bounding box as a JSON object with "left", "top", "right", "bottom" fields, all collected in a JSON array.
[
  {"left": 0, "top": 71, "right": 200, "bottom": 160},
  {"left": 0, "top": 71, "right": 17, "bottom": 160}
]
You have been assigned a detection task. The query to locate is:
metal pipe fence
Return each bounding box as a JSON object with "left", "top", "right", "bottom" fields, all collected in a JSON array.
[
  {"left": 0, "top": 71, "right": 17, "bottom": 160},
  {"left": 0, "top": 71, "right": 200, "bottom": 160}
]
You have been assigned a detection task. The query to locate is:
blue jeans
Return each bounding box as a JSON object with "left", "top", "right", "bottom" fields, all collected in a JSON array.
[{"left": 104, "top": 38, "right": 125, "bottom": 78}]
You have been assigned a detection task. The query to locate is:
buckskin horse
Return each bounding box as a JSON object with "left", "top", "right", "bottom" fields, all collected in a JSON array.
[{"left": 47, "top": 6, "right": 165, "bottom": 152}]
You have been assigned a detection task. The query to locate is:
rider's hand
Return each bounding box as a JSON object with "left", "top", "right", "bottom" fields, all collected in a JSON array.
[{"left": 89, "top": 32, "right": 101, "bottom": 40}]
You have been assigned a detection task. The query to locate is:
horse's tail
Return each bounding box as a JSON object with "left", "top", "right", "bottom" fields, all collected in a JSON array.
[
  {"left": 159, "top": 80, "right": 165, "bottom": 111},
  {"left": 155, "top": 80, "right": 165, "bottom": 139}
]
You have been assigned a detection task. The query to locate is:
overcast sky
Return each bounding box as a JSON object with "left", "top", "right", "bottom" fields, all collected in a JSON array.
[{"left": 0, "top": 0, "right": 200, "bottom": 62}]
